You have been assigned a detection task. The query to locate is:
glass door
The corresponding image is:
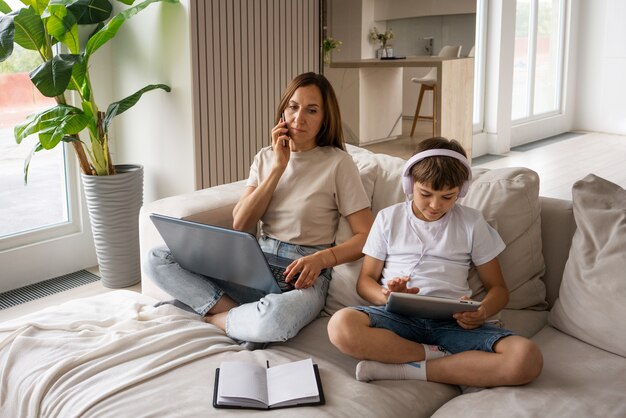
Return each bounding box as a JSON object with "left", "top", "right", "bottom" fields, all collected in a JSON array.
[{"left": 511, "top": 0, "right": 566, "bottom": 121}]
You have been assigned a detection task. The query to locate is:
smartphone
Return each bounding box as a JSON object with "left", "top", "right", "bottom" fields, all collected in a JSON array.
[{"left": 281, "top": 112, "right": 287, "bottom": 147}]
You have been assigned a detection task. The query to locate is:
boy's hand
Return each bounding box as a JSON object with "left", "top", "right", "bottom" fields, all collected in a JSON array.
[
  {"left": 381, "top": 276, "right": 420, "bottom": 297},
  {"left": 453, "top": 297, "right": 488, "bottom": 329}
]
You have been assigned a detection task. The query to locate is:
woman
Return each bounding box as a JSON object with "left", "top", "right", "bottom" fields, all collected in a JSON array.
[{"left": 148, "top": 72, "right": 373, "bottom": 346}]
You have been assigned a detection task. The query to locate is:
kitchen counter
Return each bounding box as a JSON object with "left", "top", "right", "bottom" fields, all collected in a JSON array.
[{"left": 326, "top": 56, "right": 473, "bottom": 155}]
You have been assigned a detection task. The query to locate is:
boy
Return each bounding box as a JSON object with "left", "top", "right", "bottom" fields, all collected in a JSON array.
[{"left": 327, "top": 137, "right": 543, "bottom": 388}]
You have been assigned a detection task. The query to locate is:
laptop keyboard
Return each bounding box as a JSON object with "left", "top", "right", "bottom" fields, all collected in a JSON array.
[{"left": 269, "top": 265, "right": 296, "bottom": 292}]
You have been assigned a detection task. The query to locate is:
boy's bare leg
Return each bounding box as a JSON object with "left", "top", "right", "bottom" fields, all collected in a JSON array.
[
  {"left": 426, "top": 336, "right": 543, "bottom": 387},
  {"left": 328, "top": 308, "right": 543, "bottom": 387},
  {"left": 328, "top": 308, "right": 428, "bottom": 362}
]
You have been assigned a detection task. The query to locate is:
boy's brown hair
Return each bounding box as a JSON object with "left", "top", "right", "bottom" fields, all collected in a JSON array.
[{"left": 409, "top": 137, "right": 470, "bottom": 192}]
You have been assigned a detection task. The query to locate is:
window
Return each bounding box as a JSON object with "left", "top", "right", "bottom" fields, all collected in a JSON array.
[
  {"left": 512, "top": 0, "right": 566, "bottom": 121},
  {"left": 0, "top": 0, "right": 95, "bottom": 291},
  {"left": 473, "top": 0, "right": 488, "bottom": 132},
  {"left": 0, "top": 45, "right": 71, "bottom": 243}
]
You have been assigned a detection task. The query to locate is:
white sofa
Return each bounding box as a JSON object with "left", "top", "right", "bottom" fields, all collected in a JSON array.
[{"left": 137, "top": 145, "right": 626, "bottom": 417}]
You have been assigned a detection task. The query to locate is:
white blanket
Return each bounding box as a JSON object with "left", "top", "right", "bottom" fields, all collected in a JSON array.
[
  {"left": 0, "top": 291, "right": 239, "bottom": 417},
  {"left": 0, "top": 291, "right": 462, "bottom": 418}
]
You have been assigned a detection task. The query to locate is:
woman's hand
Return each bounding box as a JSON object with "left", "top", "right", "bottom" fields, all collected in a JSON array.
[
  {"left": 381, "top": 276, "right": 420, "bottom": 297},
  {"left": 271, "top": 118, "right": 291, "bottom": 169},
  {"left": 284, "top": 252, "right": 326, "bottom": 289}
]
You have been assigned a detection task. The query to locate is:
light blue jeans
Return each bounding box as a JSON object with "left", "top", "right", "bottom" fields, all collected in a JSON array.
[{"left": 146, "top": 236, "right": 331, "bottom": 343}]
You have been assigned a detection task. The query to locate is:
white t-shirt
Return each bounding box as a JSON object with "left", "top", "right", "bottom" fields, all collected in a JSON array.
[
  {"left": 247, "top": 146, "right": 370, "bottom": 246},
  {"left": 363, "top": 201, "right": 505, "bottom": 299}
]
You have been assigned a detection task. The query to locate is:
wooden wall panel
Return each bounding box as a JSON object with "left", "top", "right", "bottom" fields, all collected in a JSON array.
[{"left": 190, "top": 0, "right": 321, "bottom": 188}]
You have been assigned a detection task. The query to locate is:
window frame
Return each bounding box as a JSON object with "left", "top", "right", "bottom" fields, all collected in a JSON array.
[
  {"left": 512, "top": 0, "right": 567, "bottom": 124},
  {"left": 472, "top": 0, "right": 488, "bottom": 134},
  {"left": 0, "top": 41, "right": 96, "bottom": 291}
]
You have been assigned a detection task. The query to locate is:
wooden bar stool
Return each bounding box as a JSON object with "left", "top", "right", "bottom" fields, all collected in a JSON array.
[{"left": 410, "top": 45, "right": 462, "bottom": 137}]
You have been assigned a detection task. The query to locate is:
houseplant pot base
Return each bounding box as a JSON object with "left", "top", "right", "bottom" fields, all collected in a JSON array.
[{"left": 82, "top": 165, "right": 144, "bottom": 288}]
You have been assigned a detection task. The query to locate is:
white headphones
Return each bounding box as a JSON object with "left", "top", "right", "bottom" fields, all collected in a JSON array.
[{"left": 401, "top": 149, "right": 472, "bottom": 197}]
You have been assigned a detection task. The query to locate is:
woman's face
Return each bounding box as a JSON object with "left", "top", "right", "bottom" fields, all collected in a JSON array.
[{"left": 284, "top": 84, "right": 324, "bottom": 151}]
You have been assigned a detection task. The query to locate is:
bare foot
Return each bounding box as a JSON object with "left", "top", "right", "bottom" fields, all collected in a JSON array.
[
  {"left": 204, "top": 311, "right": 228, "bottom": 331},
  {"left": 203, "top": 295, "right": 238, "bottom": 331}
]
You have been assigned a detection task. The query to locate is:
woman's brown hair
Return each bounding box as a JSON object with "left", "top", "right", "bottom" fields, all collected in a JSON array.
[{"left": 276, "top": 72, "right": 345, "bottom": 150}]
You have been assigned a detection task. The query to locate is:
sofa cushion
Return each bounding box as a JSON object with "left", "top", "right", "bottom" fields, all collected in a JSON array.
[
  {"left": 327, "top": 147, "right": 405, "bottom": 314},
  {"left": 431, "top": 325, "right": 626, "bottom": 418},
  {"left": 461, "top": 167, "right": 547, "bottom": 310},
  {"left": 327, "top": 163, "right": 548, "bottom": 315},
  {"left": 368, "top": 152, "right": 406, "bottom": 214},
  {"left": 282, "top": 317, "right": 461, "bottom": 417},
  {"left": 334, "top": 146, "right": 378, "bottom": 245},
  {"left": 548, "top": 174, "right": 626, "bottom": 357}
]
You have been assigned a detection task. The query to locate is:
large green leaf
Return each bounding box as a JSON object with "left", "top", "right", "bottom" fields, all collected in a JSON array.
[
  {"left": 39, "top": 112, "right": 89, "bottom": 148},
  {"left": 29, "top": 53, "right": 79, "bottom": 97},
  {"left": 22, "top": 131, "right": 76, "bottom": 183},
  {"left": 0, "top": 13, "right": 14, "bottom": 62},
  {"left": 45, "top": 4, "right": 79, "bottom": 53},
  {"left": 66, "top": 52, "right": 87, "bottom": 92},
  {"left": 13, "top": 7, "right": 45, "bottom": 51},
  {"left": 67, "top": 0, "right": 112, "bottom": 24},
  {"left": 23, "top": 141, "right": 45, "bottom": 184},
  {"left": 21, "top": 0, "right": 50, "bottom": 16},
  {"left": 15, "top": 105, "right": 74, "bottom": 142},
  {"left": 103, "top": 83, "right": 170, "bottom": 132},
  {"left": 85, "top": 0, "right": 177, "bottom": 59},
  {"left": 15, "top": 104, "right": 89, "bottom": 147},
  {"left": 0, "top": 0, "right": 12, "bottom": 14}
]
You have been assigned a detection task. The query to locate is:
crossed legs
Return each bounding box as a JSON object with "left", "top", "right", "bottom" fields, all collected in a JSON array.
[{"left": 327, "top": 308, "right": 543, "bottom": 387}]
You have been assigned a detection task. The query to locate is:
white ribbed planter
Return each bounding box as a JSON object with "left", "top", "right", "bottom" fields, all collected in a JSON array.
[{"left": 81, "top": 165, "right": 144, "bottom": 288}]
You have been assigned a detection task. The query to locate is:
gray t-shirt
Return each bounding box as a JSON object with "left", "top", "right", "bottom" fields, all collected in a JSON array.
[{"left": 247, "top": 146, "right": 370, "bottom": 245}]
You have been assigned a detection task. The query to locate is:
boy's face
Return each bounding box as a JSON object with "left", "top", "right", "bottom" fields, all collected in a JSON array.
[{"left": 411, "top": 181, "right": 459, "bottom": 222}]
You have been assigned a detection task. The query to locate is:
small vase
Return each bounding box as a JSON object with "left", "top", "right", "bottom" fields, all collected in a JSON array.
[
  {"left": 323, "top": 50, "right": 331, "bottom": 65},
  {"left": 377, "top": 45, "right": 392, "bottom": 59}
]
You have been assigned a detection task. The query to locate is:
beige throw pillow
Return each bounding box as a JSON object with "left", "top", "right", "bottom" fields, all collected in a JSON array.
[
  {"left": 326, "top": 163, "right": 548, "bottom": 315},
  {"left": 461, "top": 167, "right": 547, "bottom": 310},
  {"left": 325, "top": 148, "right": 405, "bottom": 315},
  {"left": 549, "top": 174, "right": 626, "bottom": 357}
]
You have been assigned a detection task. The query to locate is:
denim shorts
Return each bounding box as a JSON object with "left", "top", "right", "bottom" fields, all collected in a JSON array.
[{"left": 354, "top": 305, "right": 516, "bottom": 354}]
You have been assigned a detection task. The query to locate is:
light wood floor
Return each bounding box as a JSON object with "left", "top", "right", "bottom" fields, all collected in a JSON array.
[
  {"left": 365, "top": 121, "right": 626, "bottom": 201},
  {"left": 2, "top": 122, "right": 625, "bottom": 322}
]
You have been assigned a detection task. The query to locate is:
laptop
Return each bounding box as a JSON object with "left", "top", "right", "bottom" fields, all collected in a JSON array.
[
  {"left": 385, "top": 293, "right": 481, "bottom": 320},
  {"left": 150, "top": 214, "right": 297, "bottom": 296}
]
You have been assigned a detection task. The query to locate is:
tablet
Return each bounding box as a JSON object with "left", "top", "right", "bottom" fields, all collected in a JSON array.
[{"left": 385, "top": 293, "right": 481, "bottom": 320}]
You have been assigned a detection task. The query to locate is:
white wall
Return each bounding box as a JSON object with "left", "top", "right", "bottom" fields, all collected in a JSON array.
[
  {"left": 106, "top": 0, "right": 604, "bottom": 194},
  {"left": 109, "top": 0, "right": 196, "bottom": 205},
  {"left": 573, "top": 0, "right": 626, "bottom": 134},
  {"left": 374, "top": 0, "right": 475, "bottom": 20},
  {"left": 329, "top": 0, "right": 364, "bottom": 60}
]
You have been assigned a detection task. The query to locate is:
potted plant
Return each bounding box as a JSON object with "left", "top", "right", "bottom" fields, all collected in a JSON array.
[
  {"left": 0, "top": 0, "right": 178, "bottom": 287},
  {"left": 322, "top": 36, "right": 342, "bottom": 65},
  {"left": 369, "top": 26, "right": 394, "bottom": 58}
]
